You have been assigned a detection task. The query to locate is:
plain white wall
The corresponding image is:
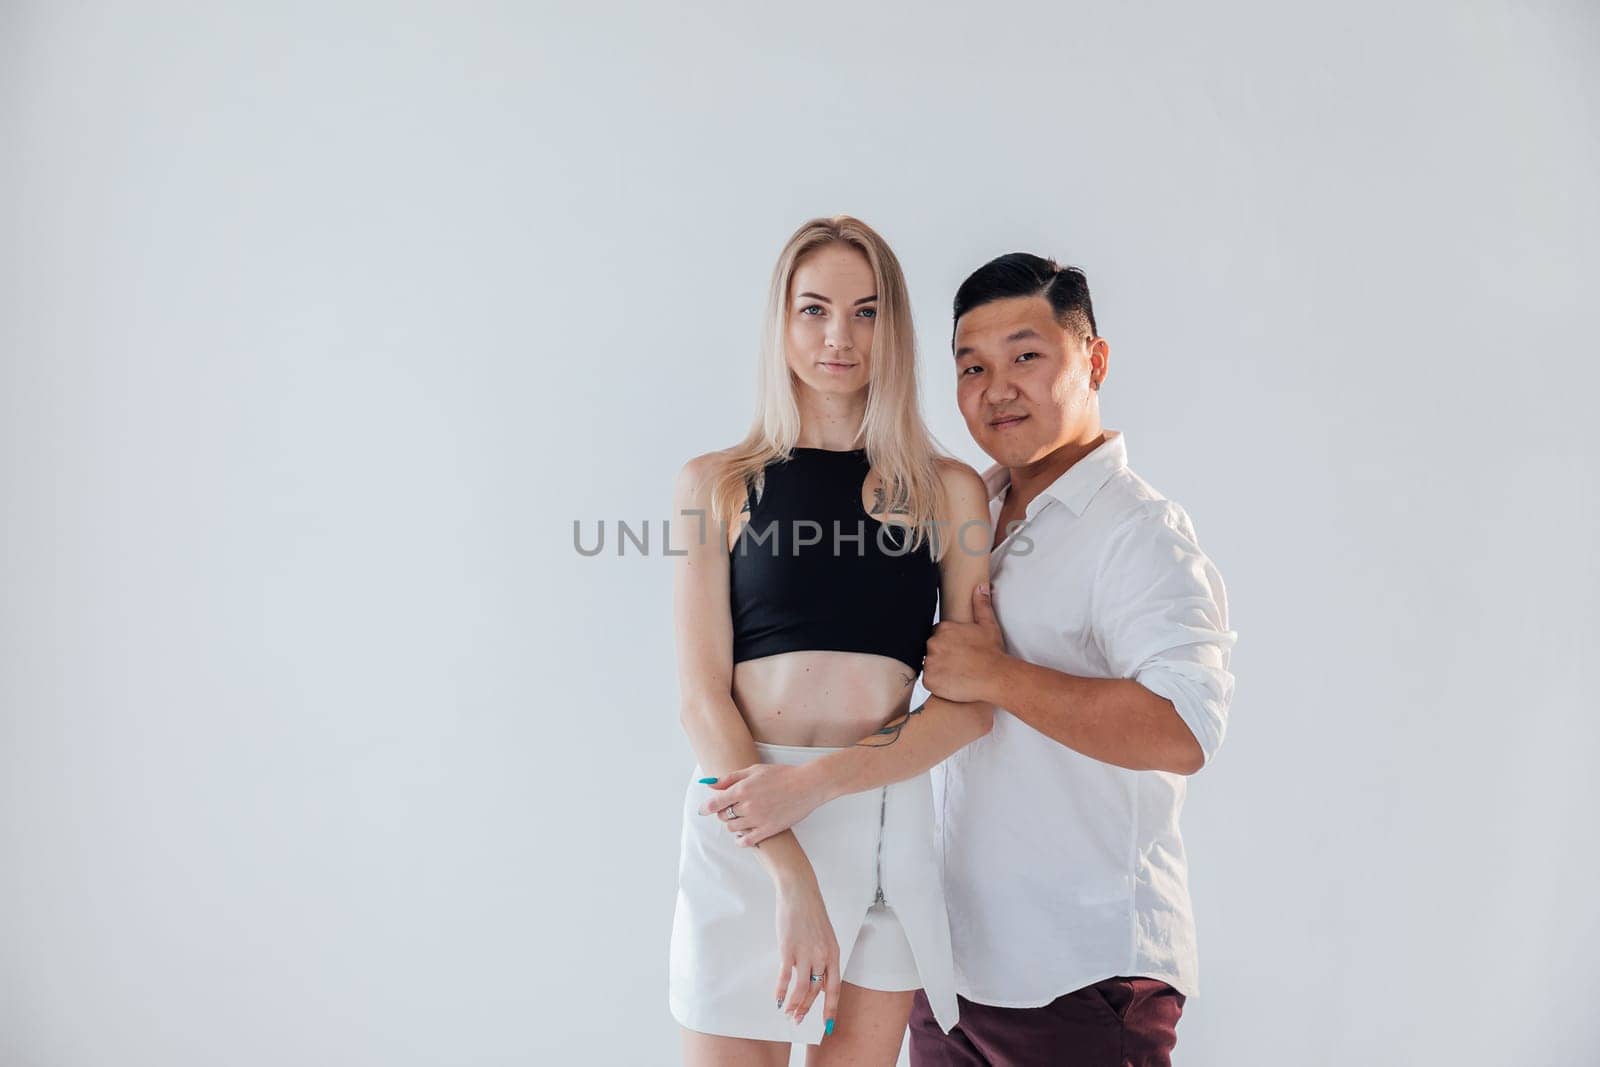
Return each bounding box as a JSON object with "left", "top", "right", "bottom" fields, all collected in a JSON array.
[{"left": 3, "top": 2, "right": 1596, "bottom": 1064}]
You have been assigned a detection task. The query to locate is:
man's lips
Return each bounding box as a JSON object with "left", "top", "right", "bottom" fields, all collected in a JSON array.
[{"left": 989, "top": 414, "right": 1028, "bottom": 429}]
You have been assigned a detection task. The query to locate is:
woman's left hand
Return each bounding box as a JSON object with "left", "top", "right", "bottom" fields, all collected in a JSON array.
[{"left": 699, "top": 763, "right": 830, "bottom": 847}]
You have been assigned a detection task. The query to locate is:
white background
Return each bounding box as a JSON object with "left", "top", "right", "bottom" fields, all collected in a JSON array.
[{"left": 3, "top": 2, "right": 1597, "bottom": 1064}]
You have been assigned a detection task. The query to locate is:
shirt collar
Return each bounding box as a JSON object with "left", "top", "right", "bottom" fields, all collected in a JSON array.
[{"left": 984, "top": 430, "right": 1127, "bottom": 519}]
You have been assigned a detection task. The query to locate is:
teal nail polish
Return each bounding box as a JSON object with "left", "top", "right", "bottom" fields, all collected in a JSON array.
[
  {"left": 825, "top": 1017, "right": 835, "bottom": 1036},
  {"left": 698, "top": 777, "right": 718, "bottom": 784}
]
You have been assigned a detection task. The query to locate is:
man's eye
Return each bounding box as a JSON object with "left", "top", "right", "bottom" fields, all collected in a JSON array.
[
  {"left": 1017, "top": 351, "right": 1040, "bottom": 362},
  {"left": 960, "top": 365, "right": 982, "bottom": 376}
]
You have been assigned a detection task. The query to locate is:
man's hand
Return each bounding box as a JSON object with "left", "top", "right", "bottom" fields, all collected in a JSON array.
[
  {"left": 922, "top": 583, "right": 1008, "bottom": 704},
  {"left": 698, "top": 762, "right": 831, "bottom": 847}
]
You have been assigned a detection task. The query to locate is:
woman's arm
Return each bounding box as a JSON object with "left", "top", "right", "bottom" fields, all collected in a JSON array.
[
  {"left": 671, "top": 454, "right": 819, "bottom": 885},
  {"left": 701, "top": 460, "right": 998, "bottom": 845},
  {"left": 672, "top": 453, "right": 843, "bottom": 1028}
]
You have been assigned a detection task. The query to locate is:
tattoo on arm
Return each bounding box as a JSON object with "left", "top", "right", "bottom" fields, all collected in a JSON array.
[
  {"left": 855, "top": 700, "right": 927, "bottom": 748},
  {"left": 869, "top": 479, "right": 912, "bottom": 516}
]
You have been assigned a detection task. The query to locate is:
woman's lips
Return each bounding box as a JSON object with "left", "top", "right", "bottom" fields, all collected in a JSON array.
[{"left": 817, "top": 361, "right": 857, "bottom": 372}]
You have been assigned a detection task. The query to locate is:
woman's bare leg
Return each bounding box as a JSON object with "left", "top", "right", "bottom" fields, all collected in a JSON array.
[
  {"left": 805, "top": 983, "right": 915, "bottom": 1067},
  {"left": 680, "top": 1028, "right": 791, "bottom": 1067}
]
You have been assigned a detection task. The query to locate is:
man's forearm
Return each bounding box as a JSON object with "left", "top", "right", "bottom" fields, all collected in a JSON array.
[
  {"left": 806, "top": 695, "right": 993, "bottom": 803},
  {"left": 989, "top": 655, "right": 1204, "bottom": 774}
]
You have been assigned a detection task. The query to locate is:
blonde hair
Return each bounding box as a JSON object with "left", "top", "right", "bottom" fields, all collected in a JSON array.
[{"left": 706, "top": 215, "right": 952, "bottom": 556}]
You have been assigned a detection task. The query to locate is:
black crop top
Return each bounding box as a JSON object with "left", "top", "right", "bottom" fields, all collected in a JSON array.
[{"left": 728, "top": 447, "right": 941, "bottom": 675}]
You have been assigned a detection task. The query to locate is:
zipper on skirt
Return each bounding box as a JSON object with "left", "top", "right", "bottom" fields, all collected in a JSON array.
[{"left": 872, "top": 786, "right": 888, "bottom": 905}]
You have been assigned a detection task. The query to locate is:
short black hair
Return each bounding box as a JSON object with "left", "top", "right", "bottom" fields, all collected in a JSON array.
[{"left": 952, "top": 252, "right": 1097, "bottom": 343}]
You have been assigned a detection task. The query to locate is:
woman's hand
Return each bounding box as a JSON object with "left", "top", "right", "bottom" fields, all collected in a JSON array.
[
  {"left": 773, "top": 875, "right": 841, "bottom": 1035},
  {"left": 699, "top": 763, "right": 831, "bottom": 847}
]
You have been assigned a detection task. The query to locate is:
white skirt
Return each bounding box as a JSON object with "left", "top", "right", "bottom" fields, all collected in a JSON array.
[{"left": 668, "top": 741, "right": 961, "bottom": 1045}]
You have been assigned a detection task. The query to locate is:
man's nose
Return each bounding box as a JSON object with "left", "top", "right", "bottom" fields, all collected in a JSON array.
[{"left": 982, "top": 365, "right": 1018, "bottom": 402}]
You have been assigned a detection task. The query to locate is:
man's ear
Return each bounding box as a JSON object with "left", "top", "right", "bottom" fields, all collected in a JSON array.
[{"left": 1088, "top": 336, "right": 1110, "bottom": 390}]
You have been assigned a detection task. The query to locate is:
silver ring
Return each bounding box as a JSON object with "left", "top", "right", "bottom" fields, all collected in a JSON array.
[
  {"left": 722, "top": 804, "right": 738, "bottom": 821},
  {"left": 809, "top": 972, "right": 825, "bottom": 982}
]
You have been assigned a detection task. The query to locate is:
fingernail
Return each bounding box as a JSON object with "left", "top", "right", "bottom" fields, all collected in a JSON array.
[
  {"left": 825, "top": 1017, "right": 835, "bottom": 1036},
  {"left": 776, "top": 999, "right": 784, "bottom": 1010},
  {"left": 698, "top": 777, "right": 718, "bottom": 784}
]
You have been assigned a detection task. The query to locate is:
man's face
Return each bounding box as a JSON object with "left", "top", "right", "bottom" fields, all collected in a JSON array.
[{"left": 953, "top": 295, "right": 1107, "bottom": 467}]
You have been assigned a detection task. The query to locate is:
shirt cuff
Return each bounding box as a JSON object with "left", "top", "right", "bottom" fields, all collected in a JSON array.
[{"left": 1133, "top": 660, "right": 1230, "bottom": 769}]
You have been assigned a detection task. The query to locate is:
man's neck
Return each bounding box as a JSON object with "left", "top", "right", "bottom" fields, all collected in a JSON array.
[{"left": 1005, "top": 428, "right": 1108, "bottom": 512}]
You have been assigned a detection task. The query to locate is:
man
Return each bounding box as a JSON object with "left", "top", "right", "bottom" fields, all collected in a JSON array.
[
  {"left": 902, "top": 253, "right": 1235, "bottom": 1064},
  {"left": 702, "top": 252, "right": 1235, "bottom": 1064}
]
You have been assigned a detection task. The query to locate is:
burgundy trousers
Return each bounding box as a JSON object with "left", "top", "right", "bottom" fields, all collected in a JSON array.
[{"left": 908, "top": 977, "right": 1186, "bottom": 1066}]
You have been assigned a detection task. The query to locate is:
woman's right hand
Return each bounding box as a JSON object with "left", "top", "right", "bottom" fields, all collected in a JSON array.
[{"left": 773, "top": 875, "right": 842, "bottom": 1036}]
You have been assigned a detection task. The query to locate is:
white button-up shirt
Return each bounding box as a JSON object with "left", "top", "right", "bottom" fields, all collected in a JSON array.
[{"left": 928, "top": 429, "right": 1236, "bottom": 1006}]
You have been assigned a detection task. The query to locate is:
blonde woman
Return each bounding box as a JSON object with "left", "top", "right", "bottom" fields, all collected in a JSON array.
[{"left": 668, "top": 216, "right": 995, "bottom": 1065}]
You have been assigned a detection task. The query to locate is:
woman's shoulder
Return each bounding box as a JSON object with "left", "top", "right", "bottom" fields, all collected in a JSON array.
[
  {"left": 932, "top": 454, "right": 981, "bottom": 479},
  {"left": 674, "top": 446, "right": 762, "bottom": 505},
  {"left": 932, "top": 456, "right": 991, "bottom": 512},
  {"left": 679, "top": 447, "right": 734, "bottom": 479},
  {"left": 674, "top": 448, "right": 734, "bottom": 504}
]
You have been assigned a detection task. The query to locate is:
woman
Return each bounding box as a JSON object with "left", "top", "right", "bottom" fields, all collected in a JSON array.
[{"left": 668, "top": 215, "right": 995, "bottom": 1065}]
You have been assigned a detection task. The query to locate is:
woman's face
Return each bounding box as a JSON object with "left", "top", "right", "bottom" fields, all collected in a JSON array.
[{"left": 784, "top": 243, "right": 877, "bottom": 396}]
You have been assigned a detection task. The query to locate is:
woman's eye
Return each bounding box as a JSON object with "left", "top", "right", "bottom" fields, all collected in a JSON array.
[
  {"left": 799, "top": 305, "right": 823, "bottom": 316},
  {"left": 858, "top": 307, "right": 876, "bottom": 319}
]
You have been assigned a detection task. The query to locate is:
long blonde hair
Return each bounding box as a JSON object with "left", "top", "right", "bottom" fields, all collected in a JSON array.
[{"left": 706, "top": 215, "right": 951, "bottom": 556}]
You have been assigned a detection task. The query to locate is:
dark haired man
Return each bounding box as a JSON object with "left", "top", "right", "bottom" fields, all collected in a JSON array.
[
  {"left": 902, "top": 253, "right": 1236, "bottom": 1065},
  {"left": 697, "top": 254, "right": 1235, "bottom": 1064}
]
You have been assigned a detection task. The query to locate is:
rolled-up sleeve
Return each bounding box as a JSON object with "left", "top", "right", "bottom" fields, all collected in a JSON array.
[{"left": 1093, "top": 500, "right": 1237, "bottom": 768}]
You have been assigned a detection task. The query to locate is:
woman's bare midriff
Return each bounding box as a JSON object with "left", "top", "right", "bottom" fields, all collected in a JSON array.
[
  {"left": 724, "top": 467, "right": 925, "bottom": 747},
  {"left": 732, "top": 649, "right": 919, "bottom": 748}
]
